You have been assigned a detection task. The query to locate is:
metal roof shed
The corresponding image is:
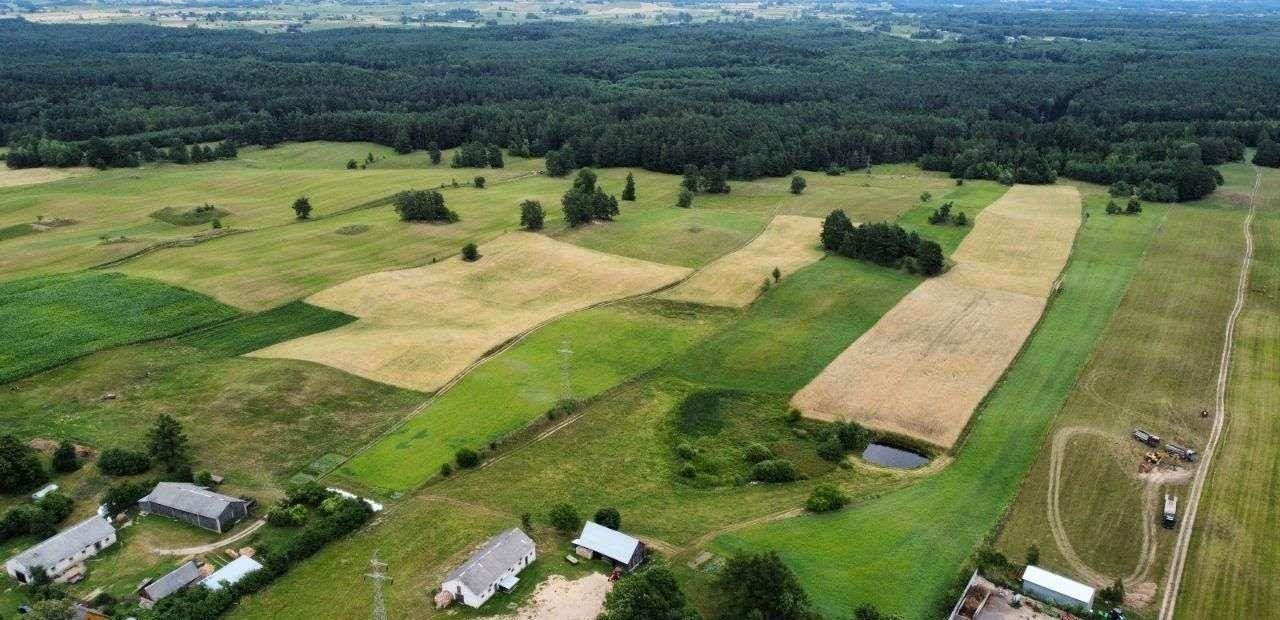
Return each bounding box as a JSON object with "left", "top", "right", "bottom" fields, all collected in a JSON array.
[
  {"left": 572, "top": 522, "right": 646, "bottom": 571},
  {"left": 202, "top": 556, "right": 262, "bottom": 591},
  {"left": 1021, "top": 565, "right": 1095, "bottom": 610}
]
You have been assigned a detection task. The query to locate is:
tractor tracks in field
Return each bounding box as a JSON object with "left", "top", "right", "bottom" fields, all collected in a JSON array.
[{"left": 1156, "top": 168, "right": 1260, "bottom": 620}]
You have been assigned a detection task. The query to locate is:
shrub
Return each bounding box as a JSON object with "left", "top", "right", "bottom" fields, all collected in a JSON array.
[
  {"left": 675, "top": 443, "right": 695, "bottom": 460},
  {"left": 285, "top": 481, "right": 332, "bottom": 507},
  {"left": 519, "top": 200, "right": 545, "bottom": 230},
  {"left": 805, "top": 484, "right": 849, "bottom": 513},
  {"left": 786, "top": 409, "right": 802, "bottom": 425},
  {"left": 750, "top": 459, "right": 797, "bottom": 483},
  {"left": 0, "top": 435, "right": 47, "bottom": 493},
  {"left": 789, "top": 175, "right": 806, "bottom": 195},
  {"left": 461, "top": 242, "right": 480, "bottom": 262},
  {"left": 194, "top": 471, "right": 214, "bottom": 486},
  {"left": 98, "top": 448, "right": 150, "bottom": 476},
  {"left": 394, "top": 189, "right": 458, "bottom": 222},
  {"left": 100, "top": 480, "right": 148, "bottom": 513},
  {"left": 455, "top": 448, "right": 481, "bottom": 468},
  {"left": 743, "top": 443, "right": 773, "bottom": 463},
  {"left": 835, "top": 421, "right": 871, "bottom": 452},
  {"left": 676, "top": 189, "right": 693, "bottom": 209},
  {"left": 674, "top": 390, "right": 727, "bottom": 436},
  {"left": 816, "top": 437, "right": 846, "bottom": 462},
  {"left": 473, "top": 175, "right": 486, "bottom": 188},
  {"left": 548, "top": 503, "right": 581, "bottom": 534},
  {"left": 267, "top": 504, "right": 307, "bottom": 527},
  {"left": 439, "top": 462, "right": 453, "bottom": 477},
  {"left": 593, "top": 507, "right": 621, "bottom": 530},
  {"left": 51, "top": 441, "right": 79, "bottom": 473},
  {"left": 679, "top": 463, "right": 696, "bottom": 478}
]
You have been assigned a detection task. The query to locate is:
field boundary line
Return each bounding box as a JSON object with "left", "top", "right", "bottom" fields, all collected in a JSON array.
[{"left": 1157, "top": 168, "right": 1259, "bottom": 620}]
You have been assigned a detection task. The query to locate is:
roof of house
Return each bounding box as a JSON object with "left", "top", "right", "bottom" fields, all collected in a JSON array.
[
  {"left": 141, "top": 482, "right": 246, "bottom": 520},
  {"left": 572, "top": 522, "right": 641, "bottom": 564},
  {"left": 143, "top": 560, "right": 201, "bottom": 601},
  {"left": 443, "top": 528, "right": 535, "bottom": 595},
  {"left": 203, "top": 556, "right": 262, "bottom": 591},
  {"left": 1022, "top": 565, "right": 1096, "bottom": 604},
  {"left": 8, "top": 516, "right": 114, "bottom": 570}
]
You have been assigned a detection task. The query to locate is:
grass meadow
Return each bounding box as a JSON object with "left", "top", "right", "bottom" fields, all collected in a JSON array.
[
  {"left": 1177, "top": 167, "right": 1280, "bottom": 619},
  {"left": 0, "top": 271, "right": 238, "bottom": 382},
  {"left": 708, "top": 190, "right": 1166, "bottom": 619}
]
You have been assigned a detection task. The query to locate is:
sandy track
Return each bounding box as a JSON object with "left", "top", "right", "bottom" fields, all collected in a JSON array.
[
  {"left": 792, "top": 184, "right": 1081, "bottom": 447},
  {"left": 249, "top": 232, "right": 689, "bottom": 391},
  {"left": 656, "top": 215, "right": 824, "bottom": 307},
  {"left": 151, "top": 519, "right": 266, "bottom": 555},
  {"left": 1157, "top": 169, "right": 1260, "bottom": 620},
  {"left": 489, "top": 574, "right": 612, "bottom": 620}
]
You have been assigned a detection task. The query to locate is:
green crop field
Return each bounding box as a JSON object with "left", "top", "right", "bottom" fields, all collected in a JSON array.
[
  {"left": 335, "top": 300, "right": 728, "bottom": 492},
  {"left": 710, "top": 191, "right": 1165, "bottom": 619},
  {"left": 0, "top": 271, "right": 238, "bottom": 382},
  {"left": 1177, "top": 167, "right": 1280, "bottom": 619},
  {"left": 180, "top": 301, "right": 355, "bottom": 356}
]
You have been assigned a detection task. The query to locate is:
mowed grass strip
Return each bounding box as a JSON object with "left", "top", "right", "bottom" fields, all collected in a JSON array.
[
  {"left": 713, "top": 194, "right": 1164, "bottom": 620},
  {"left": 250, "top": 233, "right": 690, "bottom": 392},
  {"left": 669, "top": 257, "right": 921, "bottom": 393},
  {"left": 180, "top": 301, "right": 355, "bottom": 356},
  {"left": 336, "top": 300, "right": 726, "bottom": 492},
  {"left": 656, "top": 215, "right": 825, "bottom": 308},
  {"left": 995, "top": 193, "right": 1246, "bottom": 585},
  {"left": 0, "top": 272, "right": 238, "bottom": 383},
  {"left": 792, "top": 184, "right": 1081, "bottom": 448},
  {"left": 1177, "top": 167, "right": 1280, "bottom": 619}
]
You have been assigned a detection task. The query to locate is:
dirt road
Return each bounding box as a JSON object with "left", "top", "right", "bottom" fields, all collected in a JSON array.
[{"left": 1156, "top": 168, "right": 1260, "bottom": 620}]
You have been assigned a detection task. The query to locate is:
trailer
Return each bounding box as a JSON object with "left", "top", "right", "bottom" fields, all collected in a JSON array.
[
  {"left": 1132, "top": 428, "right": 1161, "bottom": 447},
  {"left": 1165, "top": 442, "right": 1197, "bottom": 462},
  {"left": 1163, "top": 495, "right": 1178, "bottom": 528}
]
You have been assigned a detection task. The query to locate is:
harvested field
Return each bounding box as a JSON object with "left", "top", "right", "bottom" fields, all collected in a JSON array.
[
  {"left": 657, "top": 215, "right": 824, "bottom": 307},
  {"left": 791, "top": 184, "right": 1080, "bottom": 447},
  {"left": 249, "top": 232, "right": 689, "bottom": 391},
  {"left": 0, "top": 166, "right": 87, "bottom": 188}
]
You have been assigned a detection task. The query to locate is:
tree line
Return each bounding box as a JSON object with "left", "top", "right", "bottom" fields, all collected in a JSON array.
[{"left": 822, "top": 210, "right": 945, "bottom": 276}]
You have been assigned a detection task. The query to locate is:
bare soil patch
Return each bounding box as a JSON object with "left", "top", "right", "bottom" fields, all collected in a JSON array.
[
  {"left": 249, "top": 232, "right": 689, "bottom": 391},
  {"left": 791, "top": 185, "right": 1080, "bottom": 448},
  {"left": 490, "top": 573, "right": 612, "bottom": 620},
  {"left": 657, "top": 215, "right": 825, "bottom": 307}
]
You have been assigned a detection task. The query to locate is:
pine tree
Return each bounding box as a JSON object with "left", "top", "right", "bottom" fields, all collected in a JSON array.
[
  {"left": 681, "top": 164, "right": 701, "bottom": 192},
  {"left": 487, "top": 144, "right": 504, "bottom": 168},
  {"left": 621, "top": 172, "right": 636, "bottom": 201},
  {"left": 427, "top": 142, "right": 442, "bottom": 165},
  {"left": 146, "top": 414, "right": 189, "bottom": 473}
]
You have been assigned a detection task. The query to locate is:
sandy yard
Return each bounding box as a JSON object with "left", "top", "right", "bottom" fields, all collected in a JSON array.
[
  {"left": 249, "top": 232, "right": 689, "bottom": 391},
  {"left": 791, "top": 184, "right": 1080, "bottom": 448},
  {"left": 656, "top": 215, "right": 825, "bottom": 308},
  {"left": 489, "top": 573, "right": 612, "bottom": 620}
]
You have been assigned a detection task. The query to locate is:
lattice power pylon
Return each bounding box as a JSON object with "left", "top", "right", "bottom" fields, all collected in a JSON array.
[
  {"left": 559, "top": 337, "right": 574, "bottom": 403},
  {"left": 366, "top": 551, "right": 391, "bottom": 620}
]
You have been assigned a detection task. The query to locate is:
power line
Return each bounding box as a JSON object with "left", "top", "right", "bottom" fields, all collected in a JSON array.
[
  {"left": 366, "top": 551, "right": 391, "bottom": 620},
  {"left": 558, "top": 337, "right": 573, "bottom": 403}
]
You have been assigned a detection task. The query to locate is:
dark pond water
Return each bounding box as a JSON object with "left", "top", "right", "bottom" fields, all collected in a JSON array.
[{"left": 861, "top": 443, "right": 930, "bottom": 469}]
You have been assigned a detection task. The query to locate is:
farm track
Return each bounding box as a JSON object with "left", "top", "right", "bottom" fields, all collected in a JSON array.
[
  {"left": 1157, "top": 168, "right": 1260, "bottom": 620},
  {"left": 151, "top": 519, "right": 266, "bottom": 555}
]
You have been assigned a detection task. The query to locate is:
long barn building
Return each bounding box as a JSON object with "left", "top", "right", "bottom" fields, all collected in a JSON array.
[{"left": 138, "top": 482, "right": 250, "bottom": 533}]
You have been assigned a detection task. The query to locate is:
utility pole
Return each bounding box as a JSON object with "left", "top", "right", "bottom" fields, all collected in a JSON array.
[
  {"left": 559, "top": 337, "right": 573, "bottom": 403},
  {"left": 366, "top": 551, "right": 391, "bottom": 620}
]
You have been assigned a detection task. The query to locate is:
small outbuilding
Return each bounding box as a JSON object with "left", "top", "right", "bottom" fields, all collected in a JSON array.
[
  {"left": 202, "top": 555, "right": 263, "bottom": 591},
  {"left": 439, "top": 528, "right": 536, "bottom": 609},
  {"left": 139, "top": 482, "right": 250, "bottom": 533},
  {"left": 572, "top": 521, "right": 646, "bottom": 572},
  {"left": 138, "top": 560, "right": 201, "bottom": 608},
  {"left": 1021, "top": 565, "right": 1095, "bottom": 610},
  {"left": 4, "top": 516, "right": 116, "bottom": 584}
]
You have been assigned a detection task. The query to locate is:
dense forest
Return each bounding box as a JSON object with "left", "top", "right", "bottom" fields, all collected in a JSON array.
[{"left": 2, "top": 6, "right": 1279, "bottom": 199}]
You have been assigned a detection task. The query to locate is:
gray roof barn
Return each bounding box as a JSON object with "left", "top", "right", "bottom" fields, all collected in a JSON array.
[
  {"left": 10, "top": 516, "right": 115, "bottom": 573},
  {"left": 141, "top": 560, "right": 201, "bottom": 603},
  {"left": 139, "top": 482, "right": 250, "bottom": 533},
  {"left": 444, "top": 529, "right": 536, "bottom": 596}
]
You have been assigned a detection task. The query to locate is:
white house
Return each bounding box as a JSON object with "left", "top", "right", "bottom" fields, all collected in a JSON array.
[
  {"left": 1021, "top": 565, "right": 1095, "bottom": 610},
  {"left": 5, "top": 516, "right": 116, "bottom": 584},
  {"left": 572, "top": 521, "right": 646, "bottom": 572},
  {"left": 439, "top": 529, "right": 536, "bottom": 609}
]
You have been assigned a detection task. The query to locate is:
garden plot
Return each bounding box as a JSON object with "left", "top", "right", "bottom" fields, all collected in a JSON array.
[
  {"left": 791, "top": 184, "right": 1080, "bottom": 448},
  {"left": 249, "top": 232, "right": 689, "bottom": 391},
  {"left": 657, "top": 215, "right": 825, "bottom": 307}
]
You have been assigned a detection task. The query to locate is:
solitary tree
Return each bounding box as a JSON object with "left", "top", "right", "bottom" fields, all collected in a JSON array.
[
  {"left": 772, "top": 267, "right": 781, "bottom": 282},
  {"left": 676, "top": 189, "right": 693, "bottom": 209},
  {"left": 427, "top": 141, "right": 442, "bottom": 165},
  {"left": 51, "top": 441, "right": 79, "bottom": 473},
  {"left": 548, "top": 503, "right": 581, "bottom": 534},
  {"left": 712, "top": 551, "right": 815, "bottom": 620},
  {"left": 520, "top": 200, "right": 545, "bottom": 230},
  {"left": 474, "top": 175, "right": 486, "bottom": 189},
  {"left": 621, "top": 172, "right": 636, "bottom": 201},
  {"left": 920, "top": 191, "right": 932, "bottom": 202},
  {"left": 593, "top": 507, "right": 622, "bottom": 530},
  {"left": 146, "top": 414, "right": 189, "bottom": 474},
  {"left": 292, "top": 196, "right": 313, "bottom": 219},
  {"left": 346, "top": 159, "right": 358, "bottom": 170},
  {"left": 789, "top": 175, "right": 807, "bottom": 195},
  {"left": 455, "top": 448, "right": 480, "bottom": 468},
  {"left": 599, "top": 565, "right": 701, "bottom": 620},
  {"left": 461, "top": 242, "right": 480, "bottom": 262}
]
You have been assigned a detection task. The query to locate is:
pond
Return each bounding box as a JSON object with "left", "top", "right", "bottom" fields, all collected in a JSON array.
[{"left": 861, "top": 443, "right": 930, "bottom": 469}]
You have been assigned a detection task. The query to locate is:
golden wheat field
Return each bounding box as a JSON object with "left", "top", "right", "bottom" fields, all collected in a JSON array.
[
  {"left": 656, "top": 215, "right": 825, "bottom": 308},
  {"left": 248, "top": 232, "right": 690, "bottom": 391},
  {"left": 0, "top": 167, "right": 88, "bottom": 188},
  {"left": 791, "top": 184, "right": 1081, "bottom": 447}
]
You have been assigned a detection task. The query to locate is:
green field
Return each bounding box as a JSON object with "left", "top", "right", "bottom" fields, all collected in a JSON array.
[
  {"left": 180, "top": 301, "right": 355, "bottom": 356},
  {"left": 0, "top": 271, "right": 238, "bottom": 382},
  {"left": 711, "top": 191, "right": 1165, "bottom": 619},
  {"left": 336, "top": 300, "right": 728, "bottom": 492},
  {"left": 1176, "top": 167, "right": 1280, "bottom": 619}
]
